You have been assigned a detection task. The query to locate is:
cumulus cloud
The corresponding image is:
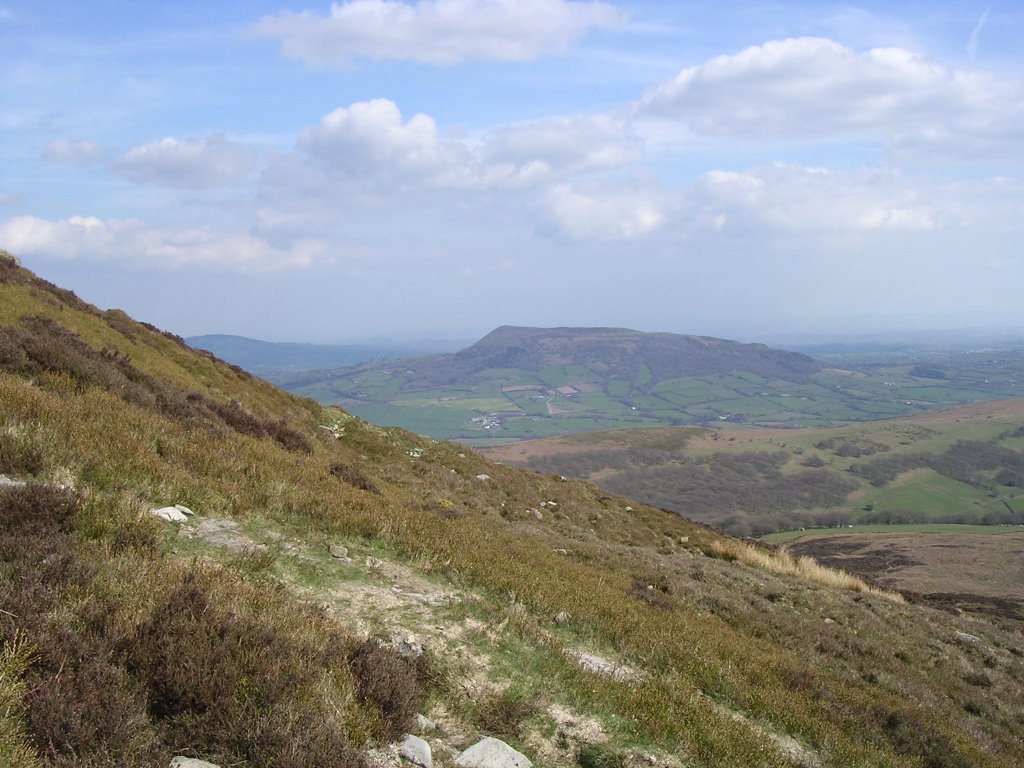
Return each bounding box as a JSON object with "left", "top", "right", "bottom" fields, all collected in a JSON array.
[
  {"left": 480, "top": 114, "right": 642, "bottom": 174},
  {"left": 42, "top": 139, "right": 103, "bottom": 165},
  {"left": 113, "top": 133, "right": 258, "bottom": 188},
  {"left": 251, "top": 0, "right": 624, "bottom": 66},
  {"left": 543, "top": 183, "right": 664, "bottom": 240},
  {"left": 298, "top": 99, "right": 636, "bottom": 189},
  {"left": 299, "top": 99, "right": 469, "bottom": 183},
  {"left": 638, "top": 37, "right": 1024, "bottom": 160},
  {"left": 0, "top": 215, "right": 325, "bottom": 270}
]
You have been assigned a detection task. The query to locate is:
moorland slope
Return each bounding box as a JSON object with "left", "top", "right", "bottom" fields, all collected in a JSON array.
[{"left": 1, "top": 251, "right": 1023, "bottom": 768}]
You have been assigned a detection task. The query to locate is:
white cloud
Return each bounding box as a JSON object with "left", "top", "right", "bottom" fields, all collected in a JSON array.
[
  {"left": 114, "top": 133, "right": 257, "bottom": 188},
  {"left": 638, "top": 37, "right": 1024, "bottom": 160},
  {"left": 690, "top": 163, "right": 1024, "bottom": 235},
  {"left": 298, "top": 99, "right": 628, "bottom": 190},
  {"left": 543, "top": 183, "right": 664, "bottom": 240},
  {"left": 0, "top": 215, "right": 325, "bottom": 270},
  {"left": 251, "top": 0, "right": 624, "bottom": 66},
  {"left": 42, "top": 138, "right": 102, "bottom": 164},
  {"left": 299, "top": 99, "right": 468, "bottom": 183},
  {"left": 480, "top": 114, "right": 641, "bottom": 173},
  {"left": 967, "top": 7, "right": 989, "bottom": 60}
]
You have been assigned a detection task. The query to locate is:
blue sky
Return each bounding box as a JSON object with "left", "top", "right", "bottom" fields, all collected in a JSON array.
[{"left": 1, "top": 1, "right": 1022, "bottom": 342}]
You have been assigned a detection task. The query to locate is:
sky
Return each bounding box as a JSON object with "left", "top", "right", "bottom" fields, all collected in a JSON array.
[{"left": 1, "top": 1, "right": 1023, "bottom": 343}]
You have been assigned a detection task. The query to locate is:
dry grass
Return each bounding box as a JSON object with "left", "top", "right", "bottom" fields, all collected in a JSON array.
[{"left": 705, "top": 539, "right": 905, "bottom": 601}]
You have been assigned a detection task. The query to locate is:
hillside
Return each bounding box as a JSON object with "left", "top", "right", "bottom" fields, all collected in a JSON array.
[
  {"left": 2, "top": 251, "right": 1024, "bottom": 768},
  {"left": 276, "top": 325, "right": 1024, "bottom": 443}
]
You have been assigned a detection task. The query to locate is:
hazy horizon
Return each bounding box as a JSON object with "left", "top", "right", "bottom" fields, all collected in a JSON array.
[{"left": 2, "top": 1, "right": 1022, "bottom": 342}]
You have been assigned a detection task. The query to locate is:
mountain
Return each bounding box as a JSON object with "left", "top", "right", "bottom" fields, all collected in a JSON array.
[
  {"left": 2, "top": 249, "right": 1023, "bottom": 768},
  {"left": 276, "top": 324, "right": 1024, "bottom": 443},
  {"left": 276, "top": 326, "right": 839, "bottom": 440},
  {"left": 185, "top": 333, "right": 465, "bottom": 376}
]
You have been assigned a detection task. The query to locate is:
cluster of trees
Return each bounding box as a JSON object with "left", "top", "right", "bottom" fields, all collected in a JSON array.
[
  {"left": 599, "top": 450, "right": 856, "bottom": 524},
  {"left": 850, "top": 440, "right": 1024, "bottom": 491}
]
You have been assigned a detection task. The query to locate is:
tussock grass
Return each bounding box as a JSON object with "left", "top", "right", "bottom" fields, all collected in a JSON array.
[
  {"left": 0, "top": 638, "right": 39, "bottom": 768},
  {"left": 705, "top": 539, "right": 904, "bottom": 601}
]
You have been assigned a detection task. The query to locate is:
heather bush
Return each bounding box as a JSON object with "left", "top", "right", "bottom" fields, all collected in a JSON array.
[
  {"left": 331, "top": 462, "right": 380, "bottom": 493},
  {"left": 348, "top": 640, "right": 424, "bottom": 741},
  {"left": 472, "top": 686, "right": 541, "bottom": 740}
]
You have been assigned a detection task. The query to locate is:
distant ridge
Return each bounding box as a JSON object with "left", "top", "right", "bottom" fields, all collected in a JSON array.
[
  {"left": 185, "top": 333, "right": 464, "bottom": 374},
  {"left": 450, "top": 325, "right": 823, "bottom": 382},
  {"left": 275, "top": 325, "right": 830, "bottom": 439},
  {"left": 283, "top": 324, "right": 823, "bottom": 387}
]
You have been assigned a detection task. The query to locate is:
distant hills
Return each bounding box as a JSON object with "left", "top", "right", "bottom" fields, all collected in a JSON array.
[
  {"left": 273, "top": 325, "right": 1024, "bottom": 442},
  {"left": 185, "top": 333, "right": 465, "bottom": 376}
]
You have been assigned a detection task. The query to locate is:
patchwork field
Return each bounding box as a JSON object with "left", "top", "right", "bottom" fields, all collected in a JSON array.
[{"left": 482, "top": 398, "right": 1024, "bottom": 537}]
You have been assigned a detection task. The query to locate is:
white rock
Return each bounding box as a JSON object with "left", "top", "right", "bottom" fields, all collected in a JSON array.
[
  {"left": 415, "top": 713, "right": 437, "bottom": 732},
  {"left": 174, "top": 504, "right": 195, "bottom": 516},
  {"left": 151, "top": 506, "right": 188, "bottom": 523},
  {"left": 400, "top": 734, "right": 432, "bottom": 768},
  {"left": 170, "top": 758, "right": 219, "bottom": 768},
  {"left": 475, "top": 474, "right": 491, "bottom": 481},
  {"left": 390, "top": 629, "right": 424, "bottom": 658},
  {"left": 0, "top": 475, "right": 26, "bottom": 488},
  {"left": 455, "top": 738, "right": 532, "bottom": 768}
]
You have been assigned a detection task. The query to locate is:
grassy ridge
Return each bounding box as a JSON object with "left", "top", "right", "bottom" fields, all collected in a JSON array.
[{"left": 2, "top": 252, "right": 1023, "bottom": 767}]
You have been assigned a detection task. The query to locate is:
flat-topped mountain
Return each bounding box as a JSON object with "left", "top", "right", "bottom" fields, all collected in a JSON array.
[
  {"left": 447, "top": 325, "right": 823, "bottom": 382},
  {"left": 276, "top": 326, "right": 835, "bottom": 440}
]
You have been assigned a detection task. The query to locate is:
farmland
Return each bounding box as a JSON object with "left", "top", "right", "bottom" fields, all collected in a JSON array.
[{"left": 482, "top": 398, "right": 1024, "bottom": 537}]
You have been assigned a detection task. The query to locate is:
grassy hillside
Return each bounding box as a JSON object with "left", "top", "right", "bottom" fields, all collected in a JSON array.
[
  {"left": 2, "top": 251, "right": 1023, "bottom": 768},
  {"left": 277, "top": 326, "right": 1024, "bottom": 443}
]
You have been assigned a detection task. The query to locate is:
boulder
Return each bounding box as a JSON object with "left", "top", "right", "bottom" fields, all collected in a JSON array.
[
  {"left": 174, "top": 504, "right": 195, "bottom": 516},
  {"left": 0, "top": 475, "right": 26, "bottom": 488},
  {"left": 330, "top": 544, "right": 349, "bottom": 559},
  {"left": 455, "top": 737, "right": 531, "bottom": 768},
  {"left": 475, "top": 474, "right": 491, "bottom": 481},
  {"left": 151, "top": 506, "right": 188, "bottom": 523},
  {"left": 169, "top": 758, "right": 219, "bottom": 768},
  {"left": 400, "top": 734, "right": 432, "bottom": 768}
]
